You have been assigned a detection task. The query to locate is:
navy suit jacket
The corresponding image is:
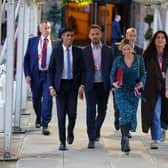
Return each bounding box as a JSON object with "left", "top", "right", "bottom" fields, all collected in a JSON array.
[
  {"left": 111, "top": 20, "right": 122, "bottom": 40},
  {"left": 81, "top": 45, "right": 114, "bottom": 92},
  {"left": 48, "top": 45, "right": 83, "bottom": 92},
  {"left": 24, "top": 36, "right": 58, "bottom": 81}
]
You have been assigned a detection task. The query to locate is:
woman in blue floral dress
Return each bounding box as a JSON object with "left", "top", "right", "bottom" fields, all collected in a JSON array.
[{"left": 110, "top": 39, "right": 146, "bottom": 153}]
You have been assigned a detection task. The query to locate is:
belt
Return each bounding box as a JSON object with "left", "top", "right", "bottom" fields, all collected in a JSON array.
[
  {"left": 39, "top": 70, "right": 47, "bottom": 73},
  {"left": 61, "top": 79, "right": 74, "bottom": 82}
]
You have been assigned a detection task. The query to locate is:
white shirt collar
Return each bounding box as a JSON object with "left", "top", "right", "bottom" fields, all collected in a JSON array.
[
  {"left": 91, "top": 42, "right": 102, "bottom": 50},
  {"left": 63, "top": 44, "right": 72, "bottom": 51},
  {"left": 41, "top": 35, "right": 50, "bottom": 41}
]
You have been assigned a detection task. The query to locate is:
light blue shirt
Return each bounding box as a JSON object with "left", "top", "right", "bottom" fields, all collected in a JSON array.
[
  {"left": 91, "top": 43, "right": 103, "bottom": 82},
  {"left": 61, "top": 44, "right": 73, "bottom": 79}
]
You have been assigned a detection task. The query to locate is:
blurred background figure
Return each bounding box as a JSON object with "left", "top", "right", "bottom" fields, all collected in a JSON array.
[{"left": 111, "top": 14, "right": 123, "bottom": 47}]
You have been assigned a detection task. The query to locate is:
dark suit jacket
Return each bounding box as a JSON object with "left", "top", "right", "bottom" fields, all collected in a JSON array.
[
  {"left": 48, "top": 45, "right": 83, "bottom": 92},
  {"left": 81, "top": 45, "right": 114, "bottom": 92},
  {"left": 24, "top": 36, "right": 58, "bottom": 81},
  {"left": 111, "top": 20, "right": 122, "bottom": 40}
]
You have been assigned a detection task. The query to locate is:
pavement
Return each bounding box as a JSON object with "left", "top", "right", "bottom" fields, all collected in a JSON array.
[{"left": 0, "top": 95, "right": 168, "bottom": 168}]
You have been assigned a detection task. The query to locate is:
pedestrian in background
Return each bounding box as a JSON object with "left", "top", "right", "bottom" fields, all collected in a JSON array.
[
  {"left": 141, "top": 30, "right": 168, "bottom": 149},
  {"left": 111, "top": 14, "right": 123, "bottom": 47}
]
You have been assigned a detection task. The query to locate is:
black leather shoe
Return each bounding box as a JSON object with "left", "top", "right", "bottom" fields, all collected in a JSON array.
[
  {"left": 95, "top": 131, "right": 100, "bottom": 141},
  {"left": 35, "top": 123, "right": 41, "bottom": 128},
  {"left": 42, "top": 127, "right": 50, "bottom": 136},
  {"left": 59, "top": 144, "right": 67, "bottom": 151},
  {"left": 114, "top": 118, "right": 120, "bottom": 131},
  {"left": 35, "top": 119, "right": 41, "bottom": 128},
  {"left": 67, "top": 136, "right": 74, "bottom": 144},
  {"left": 95, "top": 137, "right": 100, "bottom": 142},
  {"left": 121, "top": 136, "right": 130, "bottom": 152},
  {"left": 128, "top": 132, "right": 132, "bottom": 138},
  {"left": 88, "top": 141, "right": 95, "bottom": 149}
]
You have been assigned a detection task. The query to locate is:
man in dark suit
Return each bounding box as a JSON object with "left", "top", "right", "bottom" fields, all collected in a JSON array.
[
  {"left": 111, "top": 14, "right": 123, "bottom": 47},
  {"left": 48, "top": 28, "right": 83, "bottom": 151},
  {"left": 113, "top": 27, "right": 143, "bottom": 133},
  {"left": 24, "top": 20, "right": 55, "bottom": 135},
  {"left": 78, "top": 24, "right": 114, "bottom": 148},
  {"left": 114, "top": 27, "right": 143, "bottom": 58}
]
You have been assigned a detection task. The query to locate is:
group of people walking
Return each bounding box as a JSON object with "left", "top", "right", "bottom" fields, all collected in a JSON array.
[{"left": 23, "top": 20, "right": 168, "bottom": 154}]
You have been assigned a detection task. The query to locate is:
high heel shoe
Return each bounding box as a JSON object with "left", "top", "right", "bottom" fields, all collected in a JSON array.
[{"left": 121, "top": 136, "right": 130, "bottom": 153}]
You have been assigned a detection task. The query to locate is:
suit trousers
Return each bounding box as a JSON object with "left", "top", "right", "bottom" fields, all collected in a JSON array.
[
  {"left": 85, "top": 82, "right": 109, "bottom": 141},
  {"left": 56, "top": 79, "right": 78, "bottom": 145},
  {"left": 31, "top": 71, "right": 52, "bottom": 127}
]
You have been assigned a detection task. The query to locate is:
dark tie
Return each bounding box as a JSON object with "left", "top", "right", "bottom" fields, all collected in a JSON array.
[
  {"left": 66, "top": 48, "right": 71, "bottom": 79},
  {"left": 41, "top": 38, "right": 48, "bottom": 69}
]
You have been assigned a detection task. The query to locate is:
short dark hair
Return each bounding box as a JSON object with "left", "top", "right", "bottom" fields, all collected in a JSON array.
[{"left": 61, "top": 28, "right": 74, "bottom": 35}]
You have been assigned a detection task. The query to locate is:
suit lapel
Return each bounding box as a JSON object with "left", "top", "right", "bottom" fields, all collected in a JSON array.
[
  {"left": 88, "top": 45, "right": 94, "bottom": 68},
  {"left": 34, "top": 37, "right": 40, "bottom": 60},
  {"left": 59, "top": 46, "right": 64, "bottom": 74},
  {"left": 72, "top": 47, "right": 76, "bottom": 73},
  {"left": 101, "top": 45, "right": 105, "bottom": 70}
]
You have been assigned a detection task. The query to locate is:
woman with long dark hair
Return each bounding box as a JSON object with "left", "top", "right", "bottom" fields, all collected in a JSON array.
[{"left": 142, "top": 30, "right": 168, "bottom": 149}]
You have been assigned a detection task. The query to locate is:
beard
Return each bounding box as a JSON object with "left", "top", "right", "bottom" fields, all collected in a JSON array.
[{"left": 92, "top": 38, "right": 99, "bottom": 45}]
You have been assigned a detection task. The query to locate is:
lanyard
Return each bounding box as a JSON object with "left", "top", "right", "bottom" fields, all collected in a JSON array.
[{"left": 157, "top": 56, "right": 162, "bottom": 71}]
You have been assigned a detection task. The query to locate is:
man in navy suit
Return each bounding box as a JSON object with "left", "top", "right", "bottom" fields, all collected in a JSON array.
[
  {"left": 24, "top": 20, "right": 55, "bottom": 135},
  {"left": 111, "top": 14, "right": 123, "bottom": 47},
  {"left": 48, "top": 28, "right": 83, "bottom": 151},
  {"left": 79, "top": 24, "right": 114, "bottom": 148}
]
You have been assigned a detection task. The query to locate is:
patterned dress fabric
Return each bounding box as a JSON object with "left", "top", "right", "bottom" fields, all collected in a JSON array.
[{"left": 110, "top": 55, "right": 146, "bottom": 131}]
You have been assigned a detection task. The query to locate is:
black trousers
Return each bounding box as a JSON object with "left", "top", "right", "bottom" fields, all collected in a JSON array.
[
  {"left": 56, "top": 79, "right": 78, "bottom": 145},
  {"left": 120, "top": 125, "right": 129, "bottom": 137},
  {"left": 85, "top": 83, "right": 109, "bottom": 141}
]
